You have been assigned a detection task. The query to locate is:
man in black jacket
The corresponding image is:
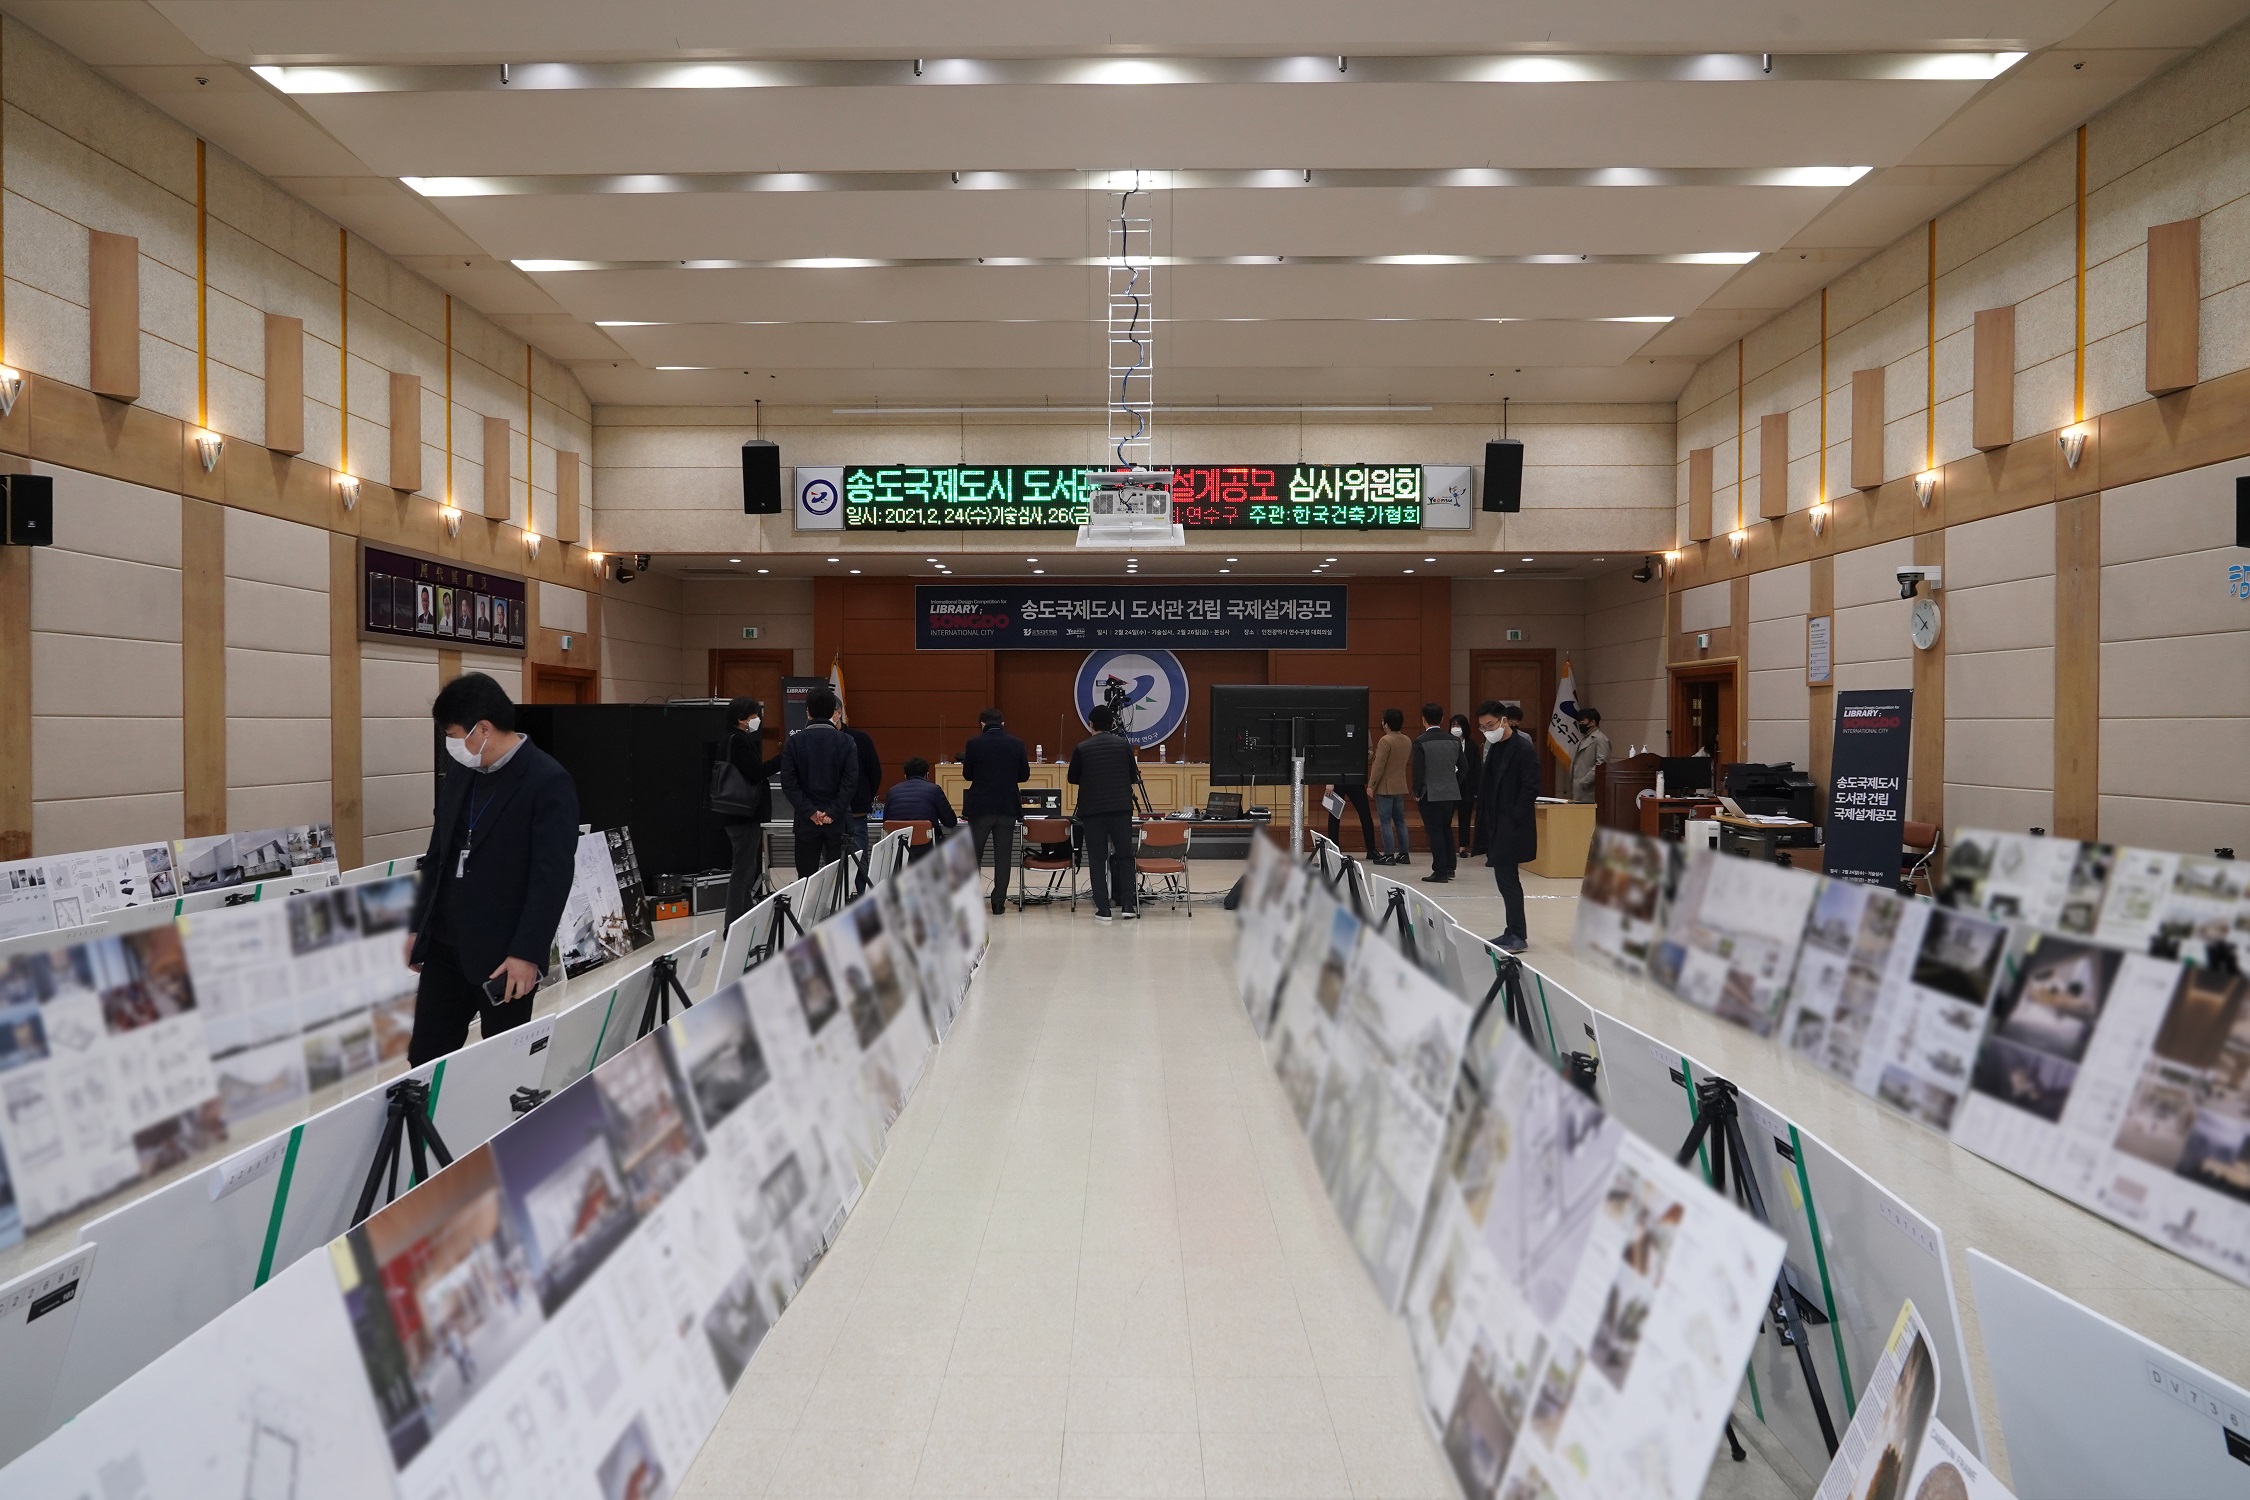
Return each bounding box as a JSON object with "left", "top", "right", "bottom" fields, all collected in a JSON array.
[
  {"left": 716, "top": 696, "right": 781, "bottom": 925},
  {"left": 1067, "top": 705, "right": 1142, "bottom": 922},
  {"left": 779, "top": 686, "right": 860, "bottom": 878},
  {"left": 959, "top": 709, "right": 1030, "bottom": 913},
  {"left": 840, "top": 712, "right": 880, "bottom": 855},
  {"left": 406, "top": 673, "right": 580, "bottom": 1063},
  {"left": 1409, "top": 702, "right": 1461, "bottom": 883},
  {"left": 1471, "top": 698, "right": 1539, "bottom": 953}
]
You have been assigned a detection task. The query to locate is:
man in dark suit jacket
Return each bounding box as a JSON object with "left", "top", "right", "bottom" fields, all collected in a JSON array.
[
  {"left": 1470, "top": 697, "right": 1539, "bottom": 953},
  {"left": 840, "top": 712, "right": 881, "bottom": 855},
  {"left": 406, "top": 672, "right": 581, "bottom": 1063},
  {"left": 1068, "top": 706, "right": 1143, "bottom": 921},
  {"left": 959, "top": 709, "right": 1030, "bottom": 913},
  {"left": 779, "top": 685, "right": 860, "bottom": 878}
]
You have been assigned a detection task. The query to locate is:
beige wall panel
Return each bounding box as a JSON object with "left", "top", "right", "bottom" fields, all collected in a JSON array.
[
  {"left": 2099, "top": 794, "right": 2250, "bottom": 857},
  {"left": 1749, "top": 666, "right": 1811, "bottom": 725},
  {"left": 2099, "top": 459, "right": 2248, "bottom": 566},
  {"left": 363, "top": 716, "right": 435, "bottom": 780},
  {"left": 222, "top": 578, "right": 329, "bottom": 654},
  {"left": 1834, "top": 659, "right": 1914, "bottom": 693},
  {"left": 29, "top": 550, "right": 183, "bottom": 642},
  {"left": 34, "top": 793, "right": 184, "bottom": 856},
  {"left": 228, "top": 782, "right": 331, "bottom": 831},
  {"left": 30, "top": 633, "right": 183, "bottom": 718},
  {"left": 1946, "top": 504, "right": 2057, "bottom": 588},
  {"left": 1948, "top": 575, "right": 2057, "bottom": 655},
  {"left": 2103, "top": 550, "right": 2246, "bottom": 642},
  {"left": 222, "top": 507, "right": 328, "bottom": 589},
  {"left": 1834, "top": 537, "right": 1918, "bottom": 608},
  {"left": 223, "top": 647, "right": 329, "bottom": 718},
  {"left": 1948, "top": 646, "right": 2057, "bottom": 720},
  {"left": 2099, "top": 716, "right": 2250, "bottom": 802},
  {"left": 362, "top": 772, "right": 434, "bottom": 841},
  {"left": 1747, "top": 615, "right": 1807, "bottom": 671},
  {"left": 1948, "top": 784, "right": 2055, "bottom": 836},
  {"left": 361, "top": 648, "right": 441, "bottom": 719},
  {"left": 1678, "top": 581, "right": 1731, "bottom": 633},
  {"left": 33, "top": 716, "right": 183, "bottom": 802},
  {"left": 36, "top": 466, "right": 183, "bottom": 567},
  {"left": 1833, "top": 597, "right": 1912, "bottom": 665},
  {"left": 225, "top": 717, "right": 331, "bottom": 790},
  {"left": 2101, "top": 634, "right": 2250, "bottom": 719},
  {"left": 1748, "top": 561, "right": 1811, "bottom": 622},
  {"left": 458, "top": 652, "right": 522, "bottom": 701},
  {"left": 1747, "top": 715, "right": 1811, "bottom": 769},
  {"left": 537, "top": 582, "right": 589, "bottom": 633},
  {"left": 1947, "top": 718, "right": 2055, "bottom": 790}
]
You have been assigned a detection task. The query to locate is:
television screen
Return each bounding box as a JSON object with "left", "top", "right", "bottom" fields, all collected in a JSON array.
[{"left": 1209, "top": 685, "right": 1369, "bottom": 782}]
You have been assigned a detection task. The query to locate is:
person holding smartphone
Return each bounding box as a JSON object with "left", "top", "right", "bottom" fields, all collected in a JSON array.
[{"left": 404, "top": 672, "right": 581, "bottom": 1063}]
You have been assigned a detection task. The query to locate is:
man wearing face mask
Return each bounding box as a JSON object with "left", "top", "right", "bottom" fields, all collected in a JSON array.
[
  {"left": 716, "top": 696, "right": 781, "bottom": 924},
  {"left": 1470, "top": 698, "right": 1539, "bottom": 953},
  {"left": 405, "top": 673, "right": 581, "bottom": 1063}
]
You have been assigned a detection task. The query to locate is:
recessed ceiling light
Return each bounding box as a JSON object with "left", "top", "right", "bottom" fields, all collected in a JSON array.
[
  {"left": 1219, "top": 568, "right": 1231, "bottom": 573},
  {"left": 1403, "top": 568, "right": 1415, "bottom": 574},
  {"left": 1032, "top": 568, "right": 1045, "bottom": 574},
  {"left": 1492, "top": 567, "right": 1507, "bottom": 573},
  {"left": 827, "top": 557, "right": 840, "bottom": 563},
  {"left": 1324, "top": 557, "right": 1337, "bottom": 562},
  {"left": 849, "top": 568, "right": 862, "bottom": 574},
  {"left": 728, "top": 557, "right": 742, "bottom": 563},
  {"left": 1025, "top": 557, "right": 1038, "bottom": 562},
  {"left": 1423, "top": 556, "right": 1437, "bottom": 562},
  {"left": 757, "top": 568, "right": 769, "bottom": 574},
  {"left": 1593, "top": 557, "right": 1606, "bottom": 563},
  {"left": 1521, "top": 556, "right": 1534, "bottom": 562},
  {"left": 926, "top": 556, "right": 939, "bottom": 562},
  {"left": 1225, "top": 556, "right": 1238, "bottom": 563}
]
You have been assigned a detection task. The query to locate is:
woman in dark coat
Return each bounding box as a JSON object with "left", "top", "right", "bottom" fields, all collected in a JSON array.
[
  {"left": 1449, "top": 713, "right": 1480, "bottom": 859},
  {"left": 718, "top": 696, "right": 783, "bottom": 924}
]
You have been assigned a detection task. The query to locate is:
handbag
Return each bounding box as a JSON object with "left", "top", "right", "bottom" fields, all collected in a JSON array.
[{"left": 709, "top": 736, "right": 762, "bottom": 818}]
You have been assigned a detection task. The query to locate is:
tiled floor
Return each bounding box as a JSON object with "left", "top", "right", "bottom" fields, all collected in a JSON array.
[{"left": 679, "top": 883, "right": 1471, "bottom": 1499}]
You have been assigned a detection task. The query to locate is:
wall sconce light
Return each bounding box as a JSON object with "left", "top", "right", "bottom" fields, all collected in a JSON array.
[
  {"left": 1913, "top": 469, "right": 1939, "bottom": 508},
  {"left": 0, "top": 367, "right": 22, "bottom": 418},
  {"left": 1810, "top": 502, "right": 1829, "bottom": 536},
  {"left": 441, "top": 505, "right": 462, "bottom": 538},
  {"left": 336, "top": 473, "right": 360, "bottom": 510},
  {"left": 1728, "top": 529, "right": 1747, "bottom": 558},
  {"left": 524, "top": 531, "right": 542, "bottom": 561},
  {"left": 193, "top": 431, "right": 224, "bottom": 473},
  {"left": 1663, "top": 550, "right": 1681, "bottom": 573},
  {"left": 2058, "top": 424, "right": 2090, "bottom": 469}
]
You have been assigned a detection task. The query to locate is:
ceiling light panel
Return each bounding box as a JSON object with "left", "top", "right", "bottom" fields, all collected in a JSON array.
[
  {"left": 514, "top": 251, "right": 1757, "bottom": 273},
  {"left": 257, "top": 53, "right": 2023, "bottom": 94},
  {"left": 402, "top": 165, "right": 1873, "bottom": 196}
]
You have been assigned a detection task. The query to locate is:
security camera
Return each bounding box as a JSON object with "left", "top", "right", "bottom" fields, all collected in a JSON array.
[
  {"left": 634, "top": 554, "right": 652, "bottom": 570},
  {"left": 611, "top": 558, "right": 637, "bottom": 584},
  {"left": 1630, "top": 556, "right": 1657, "bottom": 584},
  {"left": 1897, "top": 565, "right": 1942, "bottom": 599}
]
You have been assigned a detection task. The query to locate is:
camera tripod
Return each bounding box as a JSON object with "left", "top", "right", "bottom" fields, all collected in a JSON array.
[
  {"left": 1673, "top": 1074, "right": 1839, "bottom": 1464},
  {"left": 636, "top": 951, "right": 695, "bottom": 1040},
  {"left": 1379, "top": 886, "right": 1421, "bottom": 967},
  {"left": 351, "top": 1078, "right": 456, "bottom": 1228},
  {"left": 752, "top": 892, "right": 803, "bottom": 967}
]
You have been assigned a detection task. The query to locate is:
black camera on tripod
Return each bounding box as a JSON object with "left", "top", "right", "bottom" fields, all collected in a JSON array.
[{"left": 1099, "top": 674, "right": 1132, "bottom": 725}]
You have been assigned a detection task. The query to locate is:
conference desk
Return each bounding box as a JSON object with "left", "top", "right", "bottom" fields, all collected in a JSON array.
[{"left": 934, "top": 759, "right": 1234, "bottom": 816}]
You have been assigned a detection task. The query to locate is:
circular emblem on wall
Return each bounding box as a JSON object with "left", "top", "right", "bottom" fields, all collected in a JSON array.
[
  {"left": 1075, "top": 649, "right": 1189, "bottom": 749},
  {"left": 800, "top": 476, "right": 840, "bottom": 516}
]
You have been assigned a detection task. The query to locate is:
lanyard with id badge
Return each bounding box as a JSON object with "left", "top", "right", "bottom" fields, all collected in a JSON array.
[{"left": 458, "top": 776, "right": 501, "bottom": 880}]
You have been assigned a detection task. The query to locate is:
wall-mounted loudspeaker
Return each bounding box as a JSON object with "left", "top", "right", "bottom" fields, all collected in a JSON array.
[
  {"left": 1483, "top": 439, "right": 1524, "bottom": 513},
  {"left": 0, "top": 473, "right": 54, "bottom": 546},
  {"left": 742, "top": 440, "right": 781, "bottom": 515}
]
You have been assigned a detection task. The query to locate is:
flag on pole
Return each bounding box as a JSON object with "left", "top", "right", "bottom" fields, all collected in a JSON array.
[
  {"left": 1549, "top": 659, "right": 1585, "bottom": 764},
  {"left": 829, "top": 655, "right": 849, "bottom": 723}
]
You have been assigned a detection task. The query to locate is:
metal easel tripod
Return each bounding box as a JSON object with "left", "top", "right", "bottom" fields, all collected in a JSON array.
[
  {"left": 1378, "top": 886, "right": 1420, "bottom": 967},
  {"left": 752, "top": 893, "right": 803, "bottom": 967},
  {"left": 636, "top": 951, "right": 695, "bottom": 1039},
  {"left": 1674, "top": 1074, "right": 1840, "bottom": 1464},
  {"left": 351, "top": 1078, "right": 456, "bottom": 1228}
]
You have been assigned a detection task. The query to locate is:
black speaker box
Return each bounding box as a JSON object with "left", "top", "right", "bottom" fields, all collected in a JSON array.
[
  {"left": 1483, "top": 439, "right": 1523, "bottom": 513},
  {"left": 1, "top": 473, "right": 54, "bottom": 545},
  {"left": 742, "top": 439, "right": 782, "bottom": 514}
]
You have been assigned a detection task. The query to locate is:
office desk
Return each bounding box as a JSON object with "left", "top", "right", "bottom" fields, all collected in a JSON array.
[{"left": 934, "top": 760, "right": 1217, "bottom": 815}]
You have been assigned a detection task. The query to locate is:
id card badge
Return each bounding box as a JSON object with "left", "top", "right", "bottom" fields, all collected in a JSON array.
[{"left": 456, "top": 847, "right": 470, "bottom": 878}]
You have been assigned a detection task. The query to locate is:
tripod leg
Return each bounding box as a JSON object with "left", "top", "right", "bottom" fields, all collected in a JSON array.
[
  {"left": 1722, "top": 1112, "right": 1840, "bottom": 1457},
  {"left": 351, "top": 1099, "right": 404, "bottom": 1226},
  {"left": 1724, "top": 1419, "right": 1745, "bottom": 1463}
]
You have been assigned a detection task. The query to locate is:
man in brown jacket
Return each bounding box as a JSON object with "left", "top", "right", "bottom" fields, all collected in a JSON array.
[{"left": 1368, "top": 708, "right": 1415, "bottom": 865}]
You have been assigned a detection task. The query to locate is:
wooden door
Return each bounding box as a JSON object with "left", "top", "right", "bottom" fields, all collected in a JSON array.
[
  {"left": 1669, "top": 663, "right": 1740, "bottom": 766},
  {"left": 1469, "top": 648, "right": 1558, "bottom": 795},
  {"left": 528, "top": 664, "right": 595, "bottom": 704},
  {"left": 709, "top": 649, "right": 793, "bottom": 759}
]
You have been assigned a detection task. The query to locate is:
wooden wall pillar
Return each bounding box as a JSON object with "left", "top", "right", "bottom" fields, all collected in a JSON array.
[
  {"left": 1911, "top": 530, "right": 1945, "bottom": 828},
  {"left": 180, "top": 497, "right": 226, "bottom": 836},
  {"left": 89, "top": 230, "right": 141, "bottom": 402},
  {"left": 2146, "top": 218, "right": 2201, "bottom": 396},
  {"left": 1808, "top": 555, "right": 1835, "bottom": 818},
  {"left": 328, "top": 533, "right": 364, "bottom": 868},
  {"left": 2055, "top": 494, "right": 2102, "bottom": 837},
  {"left": 1973, "top": 306, "right": 2016, "bottom": 452},
  {"left": 264, "top": 314, "right": 305, "bottom": 455},
  {"left": 1758, "top": 413, "right": 1789, "bottom": 518},
  {"left": 1850, "top": 368, "right": 1885, "bottom": 489},
  {"left": 482, "top": 415, "right": 512, "bottom": 521},
  {"left": 1687, "top": 448, "right": 1714, "bottom": 541}
]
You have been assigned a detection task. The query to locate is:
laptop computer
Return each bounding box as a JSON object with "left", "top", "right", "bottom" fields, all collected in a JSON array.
[{"left": 1202, "top": 791, "right": 1244, "bottom": 820}]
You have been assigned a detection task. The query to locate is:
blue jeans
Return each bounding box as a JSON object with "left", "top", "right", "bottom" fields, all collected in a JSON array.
[
  {"left": 848, "top": 815, "right": 870, "bottom": 854},
  {"left": 1375, "top": 794, "right": 1409, "bottom": 857}
]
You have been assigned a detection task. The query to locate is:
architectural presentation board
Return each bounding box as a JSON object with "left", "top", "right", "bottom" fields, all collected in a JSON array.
[
  {"left": 0, "top": 1245, "right": 96, "bottom": 1467},
  {"left": 1367, "top": 871, "right": 1470, "bottom": 995},
  {"left": 0, "top": 823, "right": 336, "bottom": 943},
  {"left": 1780, "top": 882, "right": 2014, "bottom": 1132},
  {"left": 178, "top": 877, "right": 421, "bottom": 1126},
  {"left": 1807, "top": 1302, "right": 2011, "bottom": 1500},
  {"left": 555, "top": 829, "right": 642, "bottom": 977},
  {"left": 1588, "top": 1012, "right": 1984, "bottom": 1473},
  {"left": 1652, "top": 847, "right": 1823, "bottom": 1037},
  {"left": 0, "top": 925, "right": 219, "bottom": 1242},
  {"left": 1951, "top": 933, "right": 2250, "bottom": 1287},
  {"left": 4, "top": 831, "right": 990, "bottom": 1497},
  {"left": 1402, "top": 1014, "right": 1786, "bottom": 1500},
  {"left": 1575, "top": 829, "right": 1674, "bottom": 975},
  {"left": 1969, "top": 1249, "right": 2250, "bottom": 1500},
  {"left": 1947, "top": 828, "right": 2250, "bottom": 968}
]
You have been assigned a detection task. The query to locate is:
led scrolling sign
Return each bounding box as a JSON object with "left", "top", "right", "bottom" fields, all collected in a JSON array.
[{"left": 841, "top": 463, "right": 1423, "bottom": 529}]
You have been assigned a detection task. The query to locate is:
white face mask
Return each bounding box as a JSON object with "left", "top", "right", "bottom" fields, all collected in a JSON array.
[
  {"left": 1450, "top": 726, "right": 1463, "bottom": 739},
  {"left": 1482, "top": 726, "right": 1504, "bottom": 745},
  {"left": 743, "top": 716, "right": 761, "bottom": 733},
  {"left": 445, "top": 726, "right": 485, "bottom": 769}
]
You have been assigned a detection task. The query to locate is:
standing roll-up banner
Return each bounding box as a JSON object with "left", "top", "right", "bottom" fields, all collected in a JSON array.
[{"left": 1824, "top": 689, "right": 1914, "bottom": 886}]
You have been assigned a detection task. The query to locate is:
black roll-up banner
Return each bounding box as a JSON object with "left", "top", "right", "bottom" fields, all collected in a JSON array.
[{"left": 1823, "top": 689, "right": 1914, "bottom": 886}]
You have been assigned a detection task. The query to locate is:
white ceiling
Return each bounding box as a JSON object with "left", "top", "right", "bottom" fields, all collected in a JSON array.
[{"left": 12, "top": 0, "right": 2246, "bottom": 408}]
